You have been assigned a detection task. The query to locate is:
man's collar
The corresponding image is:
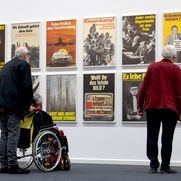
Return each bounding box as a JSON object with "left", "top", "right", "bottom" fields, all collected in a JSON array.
[{"left": 161, "top": 59, "right": 173, "bottom": 63}]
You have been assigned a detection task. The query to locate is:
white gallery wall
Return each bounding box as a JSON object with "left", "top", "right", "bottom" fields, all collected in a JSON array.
[{"left": 1, "top": 0, "right": 181, "bottom": 165}]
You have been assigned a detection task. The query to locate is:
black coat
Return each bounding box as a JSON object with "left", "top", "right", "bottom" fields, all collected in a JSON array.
[
  {"left": 0, "top": 57, "right": 33, "bottom": 118},
  {"left": 32, "top": 110, "right": 54, "bottom": 141}
]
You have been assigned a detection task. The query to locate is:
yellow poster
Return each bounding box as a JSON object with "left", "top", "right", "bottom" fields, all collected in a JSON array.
[{"left": 164, "top": 12, "right": 181, "bottom": 63}]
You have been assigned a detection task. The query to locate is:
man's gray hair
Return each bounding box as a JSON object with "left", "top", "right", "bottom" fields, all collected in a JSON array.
[
  {"left": 15, "top": 46, "right": 29, "bottom": 59},
  {"left": 162, "top": 45, "right": 176, "bottom": 59}
]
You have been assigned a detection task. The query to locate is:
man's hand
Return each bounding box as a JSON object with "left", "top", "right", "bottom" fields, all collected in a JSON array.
[{"left": 137, "top": 107, "right": 143, "bottom": 117}]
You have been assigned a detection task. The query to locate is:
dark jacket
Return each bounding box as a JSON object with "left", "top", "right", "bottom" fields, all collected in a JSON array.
[
  {"left": 138, "top": 59, "right": 181, "bottom": 116},
  {"left": 0, "top": 57, "right": 33, "bottom": 118},
  {"left": 32, "top": 110, "right": 53, "bottom": 141}
]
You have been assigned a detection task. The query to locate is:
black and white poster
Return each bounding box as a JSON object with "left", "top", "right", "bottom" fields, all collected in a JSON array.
[{"left": 122, "top": 14, "right": 155, "bottom": 65}]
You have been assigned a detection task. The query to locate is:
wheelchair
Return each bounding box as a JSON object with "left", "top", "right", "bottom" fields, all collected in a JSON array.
[{"left": 17, "top": 110, "right": 71, "bottom": 172}]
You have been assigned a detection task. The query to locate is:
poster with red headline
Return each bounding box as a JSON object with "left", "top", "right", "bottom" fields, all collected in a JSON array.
[
  {"left": 46, "top": 19, "right": 76, "bottom": 67},
  {"left": 83, "top": 17, "right": 116, "bottom": 66}
]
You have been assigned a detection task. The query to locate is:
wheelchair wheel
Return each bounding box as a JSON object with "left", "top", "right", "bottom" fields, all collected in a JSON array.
[
  {"left": 17, "top": 147, "right": 33, "bottom": 170},
  {"left": 64, "top": 155, "right": 71, "bottom": 171},
  {"left": 32, "top": 130, "right": 61, "bottom": 172}
]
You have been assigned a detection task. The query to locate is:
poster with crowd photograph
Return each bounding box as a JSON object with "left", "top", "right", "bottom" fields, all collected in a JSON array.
[
  {"left": 83, "top": 73, "right": 114, "bottom": 122},
  {"left": 46, "top": 19, "right": 76, "bottom": 67},
  {"left": 0, "top": 24, "right": 5, "bottom": 70},
  {"left": 83, "top": 17, "right": 116, "bottom": 66},
  {"left": 122, "top": 72, "right": 146, "bottom": 122},
  {"left": 47, "top": 74, "right": 76, "bottom": 122},
  {"left": 122, "top": 14, "right": 155, "bottom": 65},
  {"left": 32, "top": 75, "right": 40, "bottom": 94},
  {"left": 11, "top": 22, "right": 40, "bottom": 68},
  {"left": 164, "top": 12, "right": 181, "bottom": 63}
]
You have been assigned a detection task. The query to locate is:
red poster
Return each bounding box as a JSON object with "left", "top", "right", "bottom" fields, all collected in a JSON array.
[{"left": 46, "top": 19, "right": 76, "bottom": 67}]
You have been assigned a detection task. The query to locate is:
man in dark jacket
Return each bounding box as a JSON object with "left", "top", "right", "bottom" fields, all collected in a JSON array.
[
  {"left": 0, "top": 47, "right": 33, "bottom": 174},
  {"left": 138, "top": 45, "right": 181, "bottom": 174}
]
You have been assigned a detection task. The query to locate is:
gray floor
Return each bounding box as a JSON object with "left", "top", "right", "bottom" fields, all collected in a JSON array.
[{"left": 1, "top": 163, "right": 181, "bottom": 181}]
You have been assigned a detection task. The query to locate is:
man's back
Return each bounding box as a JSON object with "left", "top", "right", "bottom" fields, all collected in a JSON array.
[
  {"left": 0, "top": 57, "right": 33, "bottom": 117},
  {"left": 139, "top": 59, "right": 181, "bottom": 114}
]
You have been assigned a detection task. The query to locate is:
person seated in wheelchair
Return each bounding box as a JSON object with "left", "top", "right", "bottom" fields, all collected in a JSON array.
[
  {"left": 18, "top": 94, "right": 53, "bottom": 149},
  {"left": 31, "top": 94, "right": 71, "bottom": 171},
  {"left": 31, "top": 93, "right": 54, "bottom": 141},
  {"left": 18, "top": 93, "right": 71, "bottom": 171}
]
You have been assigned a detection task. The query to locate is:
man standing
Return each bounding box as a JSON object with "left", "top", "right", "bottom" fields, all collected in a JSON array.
[
  {"left": 138, "top": 45, "right": 181, "bottom": 174},
  {"left": 0, "top": 47, "right": 33, "bottom": 174}
]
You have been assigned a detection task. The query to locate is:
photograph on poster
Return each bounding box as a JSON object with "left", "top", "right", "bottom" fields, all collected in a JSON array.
[
  {"left": 0, "top": 24, "right": 5, "bottom": 70},
  {"left": 83, "top": 17, "right": 116, "bottom": 67},
  {"left": 46, "top": 19, "right": 76, "bottom": 68},
  {"left": 32, "top": 75, "right": 40, "bottom": 94},
  {"left": 11, "top": 22, "right": 40, "bottom": 68},
  {"left": 164, "top": 12, "right": 181, "bottom": 63},
  {"left": 122, "top": 72, "right": 146, "bottom": 122},
  {"left": 47, "top": 75, "right": 76, "bottom": 122},
  {"left": 83, "top": 73, "right": 114, "bottom": 122},
  {"left": 122, "top": 14, "right": 155, "bottom": 65}
]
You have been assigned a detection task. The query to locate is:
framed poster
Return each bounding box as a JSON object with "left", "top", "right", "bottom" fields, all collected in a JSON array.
[
  {"left": 11, "top": 22, "right": 40, "bottom": 68},
  {"left": 122, "top": 72, "right": 146, "bottom": 122},
  {"left": 46, "top": 74, "right": 76, "bottom": 122},
  {"left": 83, "top": 17, "right": 116, "bottom": 67},
  {"left": 46, "top": 19, "right": 76, "bottom": 68},
  {"left": 122, "top": 14, "right": 155, "bottom": 65},
  {"left": 0, "top": 24, "right": 5, "bottom": 70},
  {"left": 83, "top": 73, "right": 114, "bottom": 122},
  {"left": 164, "top": 12, "right": 181, "bottom": 63}
]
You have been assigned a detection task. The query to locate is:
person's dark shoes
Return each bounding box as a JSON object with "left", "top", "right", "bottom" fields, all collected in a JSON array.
[
  {"left": 9, "top": 165, "right": 30, "bottom": 174},
  {"left": 0, "top": 166, "right": 9, "bottom": 173},
  {"left": 160, "top": 167, "right": 177, "bottom": 174},
  {"left": 149, "top": 167, "right": 157, "bottom": 174}
]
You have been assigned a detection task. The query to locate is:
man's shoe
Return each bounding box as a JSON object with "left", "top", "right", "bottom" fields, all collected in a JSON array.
[
  {"left": 160, "top": 168, "right": 177, "bottom": 174},
  {"left": 9, "top": 165, "right": 30, "bottom": 174},
  {"left": 0, "top": 167, "right": 9, "bottom": 173},
  {"left": 149, "top": 168, "right": 157, "bottom": 174}
]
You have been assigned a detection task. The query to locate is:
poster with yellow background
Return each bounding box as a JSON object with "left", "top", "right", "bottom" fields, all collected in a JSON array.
[
  {"left": 164, "top": 12, "right": 181, "bottom": 63},
  {"left": 0, "top": 24, "right": 5, "bottom": 69}
]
